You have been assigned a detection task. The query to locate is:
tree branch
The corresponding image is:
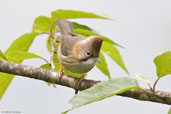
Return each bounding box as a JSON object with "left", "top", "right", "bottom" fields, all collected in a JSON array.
[{"left": 0, "top": 60, "right": 171, "bottom": 105}]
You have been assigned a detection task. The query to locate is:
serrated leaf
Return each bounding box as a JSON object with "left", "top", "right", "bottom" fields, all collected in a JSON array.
[
  {"left": 135, "top": 74, "right": 150, "bottom": 83},
  {"left": 96, "top": 52, "right": 110, "bottom": 79},
  {"left": 51, "top": 9, "right": 112, "bottom": 20},
  {"left": 0, "top": 50, "right": 7, "bottom": 61},
  {"left": 6, "top": 51, "right": 41, "bottom": 60},
  {"left": 63, "top": 77, "right": 139, "bottom": 113},
  {"left": 154, "top": 51, "right": 171, "bottom": 77},
  {"left": 74, "top": 29, "right": 122, "bottom": 47},
  {"left": 0, "top": 33, "right": 37, "bottom": 99},
  {"left": 33, "top": 16, "right": 55, "bottom": 33},
  {"left": 102, "top": 42, "right": 128, "bottom": 74}
]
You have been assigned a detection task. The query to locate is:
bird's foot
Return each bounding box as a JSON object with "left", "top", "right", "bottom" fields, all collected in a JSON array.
[
  {"left": 75, "top": 74, "right": 85, "bottom": 94},
  {"left": 57, "top": 65, "right": 64, "bottom": 81}
]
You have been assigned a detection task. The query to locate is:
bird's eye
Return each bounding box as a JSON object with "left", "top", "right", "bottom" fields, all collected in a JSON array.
[{"left": 86, "top": 52, "right": 91, "bottom": 56}]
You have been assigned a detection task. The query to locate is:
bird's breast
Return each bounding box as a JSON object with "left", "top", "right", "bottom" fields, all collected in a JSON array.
[
  {"left": 65, "top": 58, "right": 97, "bottom": 73},
  {"left": 58, "top": 46, "right": 97, "bottom": 73}
]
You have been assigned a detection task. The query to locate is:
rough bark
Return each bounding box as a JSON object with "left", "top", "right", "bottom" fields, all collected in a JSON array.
[{"left": 0, "top": 60, "right": 171, "bottom": 105}]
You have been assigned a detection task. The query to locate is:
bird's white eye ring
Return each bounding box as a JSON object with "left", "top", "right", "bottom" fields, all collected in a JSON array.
[{"left": 86, "top": 52, "right": 91, "bottom": 56}]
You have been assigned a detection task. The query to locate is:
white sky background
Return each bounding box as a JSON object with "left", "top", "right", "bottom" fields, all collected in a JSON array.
[{"left": 0, "top": 0, "right": 171, "bottom": 114}]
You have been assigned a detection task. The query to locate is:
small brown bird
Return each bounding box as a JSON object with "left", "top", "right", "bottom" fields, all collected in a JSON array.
[{"left": 56, "top": 20, "right": 103, "bottom": 80}]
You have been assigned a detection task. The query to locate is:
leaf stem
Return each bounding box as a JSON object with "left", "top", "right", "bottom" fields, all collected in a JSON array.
[
  {"left": 152, "top": 77, "right": 161, "bottom": 92},
  {"left": 50, "top": 22, "right": 55, "bottom": 34},
  {"left": 147, "top": 83, "right": 153, "bottom": 92},
  {"left": 39, "top": 56, "right": 50, "bottom": 65},
  {"left": 39, "top": 32, "right": 50, "bottom": 35}
]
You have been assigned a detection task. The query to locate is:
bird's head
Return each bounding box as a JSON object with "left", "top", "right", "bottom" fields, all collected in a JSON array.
[{"left": 73, "top": 36, "right": 103, "bottom": 62}]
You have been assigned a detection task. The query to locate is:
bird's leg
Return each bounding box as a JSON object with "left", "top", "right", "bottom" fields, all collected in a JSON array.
[
  {"left": 75, "top": 74, "right": 85, "bottom": 94},
  {"left": 57, "top": 65, "right": 64, "bottom": 81}
]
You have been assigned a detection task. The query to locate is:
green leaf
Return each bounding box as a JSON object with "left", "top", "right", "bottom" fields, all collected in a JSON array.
[
  {"left": 46, "top": 38, "right": 52, "bottom": 52},
  {"left": 6, "top": 51, "right": 41, "bottom": 60},
  {"left": 135, "top": 74, "right": 150, "bottom": 83},
  {"left": 96, "top": 52, "right": 110, "bottom": 79},
  {"left": 72, "top": 22, "right": 93, "bottom": 31},
  {"left": 33, "top": 14, "right": 98, "bottom": 34},
  {"left": 0, "top": 50, "right": 7, "bottom": 61},
  {"left": 102, "top": 42, "right": 128, "bottom": 74},
  {"left": 33, "top": 16, "right": 55, "bottom": 33},
  {"left": 40, "top": 63, "right": 59, "bottom": 71},
  {"left": 40, "top": 64, "right": 52, "bottom": 69},
  {"left": 46, "top": 82, "right": 51, "bottom": 86},
  {"left": 64, "top": 77, "right": 139, "bottom": 113},
  {"left": 168, "top": 107, "right": 171, "bottom": 114},
  {"left": 5, "top": 33, "right": 38, "bottom": 56},
  {"left": 74, "top": 29, "right": 122, "bottom": 47},
  {"left": 0, "top": 33, "right": 37, "bottom": 99},
  {"left": 53, "top": 54, "right": 59, "bottom": 64},
  {"left": 51, "top": 9, "right": 112, "bottom": 20},
  {"left": 0, "top": 73, "right": 13, "bottom": 99},
  {"left": 63, "top": 68, "right": 85, "bottom": 78},
  {"left": 154, "top": 51, "right": 171, "bottom": 77}
]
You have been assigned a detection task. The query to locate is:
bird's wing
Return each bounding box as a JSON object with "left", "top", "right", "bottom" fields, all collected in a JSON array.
[{"left": 56, "top": 20, "right": 85, "bottom": 56}]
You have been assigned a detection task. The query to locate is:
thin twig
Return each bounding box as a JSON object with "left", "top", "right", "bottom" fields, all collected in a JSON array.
[
  {"left": 50, "top": 34, "right": 59, "bottom": 70},
  {"left": 48, "top": 23, "right": 59, "bottom": 70}
]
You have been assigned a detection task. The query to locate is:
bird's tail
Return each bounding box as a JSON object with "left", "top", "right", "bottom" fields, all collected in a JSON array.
[{"left": 56, "top": 19, "right": 74, "bottom": 34}]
